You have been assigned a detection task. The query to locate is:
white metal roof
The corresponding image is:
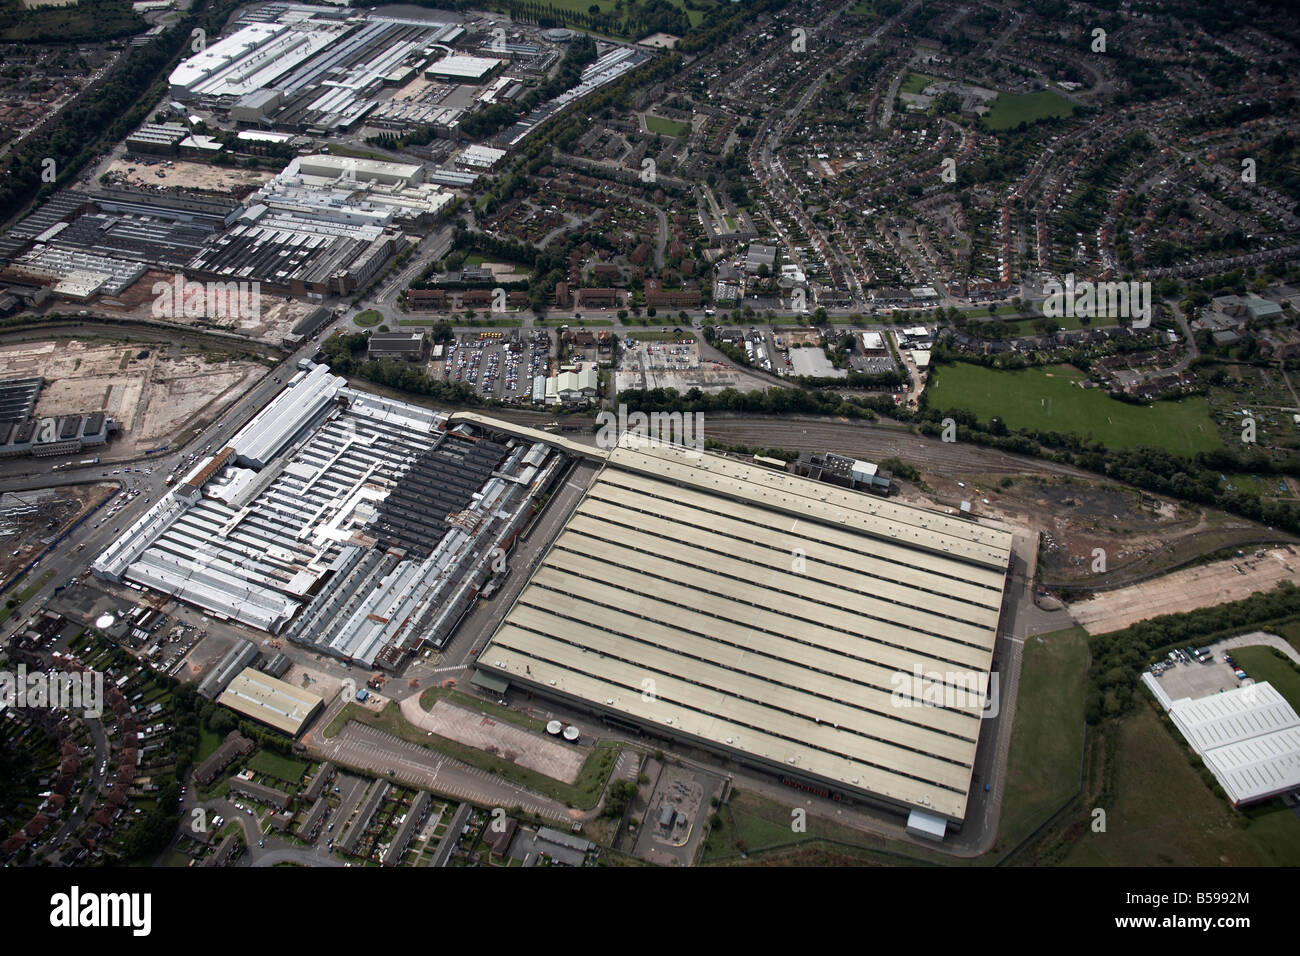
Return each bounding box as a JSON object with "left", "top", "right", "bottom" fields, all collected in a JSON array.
[{"left": 1159, "top": 681, "right": 1300, "bottom": 806}]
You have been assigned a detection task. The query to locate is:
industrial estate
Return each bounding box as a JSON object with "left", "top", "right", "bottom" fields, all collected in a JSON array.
[{"left": 0, "top": 0, "right": 1296, "bottom": 895}]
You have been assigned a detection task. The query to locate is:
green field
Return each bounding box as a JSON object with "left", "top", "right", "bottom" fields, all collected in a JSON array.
[
  {"left": 927, "top": 363, "right": 1223, "bottom": 456},
  {"left": 247, "top": 750, "right": 308, "bottom": 784},
  {"left": 1277, "top": 619, "right": 1300, "bottom": 653},
  {"left": 701, "top": 787, "right": 951, "bottom": 865},
  {"left": 983, "top": 89, "right": 1076, "bottom": 130},
  {"left": 1062, "top": 705, "right": 1300, "bottom": 865},
  {"left": 197, "top": 726, "right": 223, "bottom": 765},
  {"left": 646, "top": 114, "right": 691, "bottom": 138},
  {"left": 998, "top": 626, "right": 1089, "bottom": 850},
  {"left": 1230, "top": 645, "right": 1300, "bottom": 711},
  {"left": 353, "top": 309, "right": 382, "bottom": 327},
  {"left": 969, "top": 309, "right": 1111, "bottom": 335},
  {"left": 901, "top": 72, "right": 942, "bottom": 95}
]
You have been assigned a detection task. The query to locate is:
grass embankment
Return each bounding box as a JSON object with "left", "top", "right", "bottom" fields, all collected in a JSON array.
[
  {"left": 1229, "top": 645, "right": 1300, "bottom": 711},
  {"left": 997, "top": 626, "right": 1089, "bottom": 851}
]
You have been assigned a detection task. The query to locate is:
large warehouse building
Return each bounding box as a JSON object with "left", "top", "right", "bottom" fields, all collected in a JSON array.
[
  {"left": 1143, "top": 674, "right": 1300, "bottom": 806},
  {"left": 217, "top": 668, "right": 324, "bottom": 737},
  {"left": 93, "top": 364, "right": 567, "bottom": 669},
  {"left": 476, "top": 436, "right": 1015, "bottom": 827}
]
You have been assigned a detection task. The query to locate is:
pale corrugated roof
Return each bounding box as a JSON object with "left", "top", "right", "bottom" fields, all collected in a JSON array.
[{"left": 479, "top": 441, "right": 1012, "bottom": 822}]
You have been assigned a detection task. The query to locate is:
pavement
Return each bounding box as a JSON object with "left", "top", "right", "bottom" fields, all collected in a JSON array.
[{"left": 313, "top": 720, "right": 576, "bottom": 823}]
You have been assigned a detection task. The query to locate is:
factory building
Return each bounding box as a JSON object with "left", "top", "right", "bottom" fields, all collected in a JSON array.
[
  {"left": 0, "top": 189, "right": 242, "bottom": 301},
  {"left": 0, "top": 412, "right": 114, "bottom": 459},
  {"left": 0, "top": 378, "right": 41, "bottom": 423},
  {"left": 182, "top": 155, "right": 448, "bottom": 297},
  {"left": 125, "top": 123, "right": 190, "bottom": 157},
  {"left": 92, "top": 366, "right": 566, "bottom": 670},
  {"left": 455, "top": 145, "right": 506, "bottom": 172},
  {"left": 476, "top": 435, "right": 1014, "bottom": 830},
  {"left": 367, "top": 330, "right": 427, "bottom": 361},
  {"left": 1143, "top": 676, "right": 1300, "bottom": 807},
  {"left": 168, "top": 7, "right": 464, "bottom": 133},
  {"left": 218, "top": 668, "right": 323, "bottom": 737},
  {"left": 423, "top": 54, "right": 504, "bottom": 83}
]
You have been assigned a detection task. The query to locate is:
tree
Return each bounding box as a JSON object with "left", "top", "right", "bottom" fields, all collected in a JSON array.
[
  {"left": 208, "top": 709, "right": 236, "bottom": 735},
  {"left": 602, "top": 779, "right": 638, "bottom": 819}
]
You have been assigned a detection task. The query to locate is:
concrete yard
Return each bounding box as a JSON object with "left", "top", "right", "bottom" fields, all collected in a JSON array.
[
  {"left": 1152, "top": 652, "right": 1246, "bottom": 700},
  {"left": 615, "top": 339, "right": 764, "bottom": 393},
  {"left": 632, "top": 759, "right": 724, "bottom": 867},
  {"left": 399, "top": 696, "right": 585, "bottom": 784},
  {"left": 1069, "top": 547, "right": 1300, "bottom": 635}
]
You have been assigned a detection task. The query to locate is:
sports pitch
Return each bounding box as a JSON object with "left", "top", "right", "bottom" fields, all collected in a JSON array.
[
  {"left": 983, "top": 89, "right": 1076, "bottom": 129},
  {"left": 926, "top": 363, "right": 1223, "bottom": 456}
]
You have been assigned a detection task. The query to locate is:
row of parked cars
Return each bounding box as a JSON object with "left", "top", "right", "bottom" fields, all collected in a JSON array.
[{"left": 1150, "top": 646, "right": 1248, "bottom": 682}]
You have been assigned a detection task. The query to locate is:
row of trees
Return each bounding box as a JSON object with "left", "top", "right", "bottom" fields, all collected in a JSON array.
[
  {"left": 0, "top": 0, "right": 244, "bottom": 228},
  {"left": 1087, "top": 582, "right": 1300, "bottom": 724},
  {"left": 918, "top": 364, "right": 1300, "bottom": 536}
]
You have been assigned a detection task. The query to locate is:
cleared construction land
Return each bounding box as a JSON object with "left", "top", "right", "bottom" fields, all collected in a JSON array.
[
  {"left": 0, "top": 339, "right": 263, "bottom": 454},
  {"left": 101, "top": 158, "right": 274, "bottom": 195},
  {"left": 1069, "top": 547, "right": 1300, "bottom": 635}
]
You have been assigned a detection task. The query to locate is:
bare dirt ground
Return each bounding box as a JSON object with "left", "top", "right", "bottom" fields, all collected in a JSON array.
[
  {"left": 100, "top": 158, "right": 273, "bottom": 195},
  {"left": 104, "top": 270, "right": 317, "bottom": 345},
  {"left": 1068, "top": 547, "right": 1300, "bottom": 635},
  {"left": 482, "top": 261, "right": 531, "bottom": 283},
  {"left": 0, "top": 339, "right": 264, "bottom": 454},
  {"left": 776, "top": 327, "right": 821, "bottom": 346},
  {"left": 399, "top": 695, "right": 584, "bottom": 783}
]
